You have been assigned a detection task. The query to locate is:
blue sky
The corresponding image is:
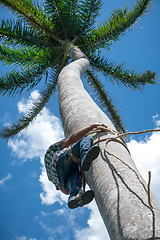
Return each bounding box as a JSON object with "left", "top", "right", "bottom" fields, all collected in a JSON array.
[{"left": 0, "top": 0, "right": 160, "bottom": 240}]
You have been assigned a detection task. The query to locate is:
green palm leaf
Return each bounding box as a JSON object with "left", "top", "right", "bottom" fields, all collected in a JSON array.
[
  {"left": 0, "top": 81, "right": 57, "bottom": 138},
  {"left": 0, "top": 64, "right": 48, "bottom": 96},
  {"left": 0, "top": 18, "right": 52, "bottom": 48},
  {"left": 0, "top": 45, "right": 64, "bottom": 96},
  {"left": 0, "top": 54, "right": 68, "bottom": 138},
  {"left": 90, "top": 54, "right": 157, "bottom": 90},
  {"left": 44, "top": 0, "right": 102, "bottom": 41},
  {"left": 0, "top": 44, "right": 51, "bottom": 67},
  {"left": 0, "top": 64, "right": 64, "bottom": 138},
  {"left": 44, "top": 0, "right": 69, "bottom": 39},
  {"left": 75, "top": 0, "right": 102, "bottom": 35},
  {"left": 0, "top": 0, "right": 62, "bottom": 43},
  {"left": 84, "top": 0, "right": 152, "bottom": 48},
  {"left": 0, "top": 0, "right": 51, "bottom": 29}
]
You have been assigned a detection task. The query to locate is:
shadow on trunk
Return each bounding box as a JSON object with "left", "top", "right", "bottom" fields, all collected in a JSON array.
[{"left": 102, "top": 149, "right": 156, "bottom": 240}]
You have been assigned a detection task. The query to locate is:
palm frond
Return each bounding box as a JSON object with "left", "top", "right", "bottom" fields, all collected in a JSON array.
[
  {"left": 49, "top": 0, "right": 69, "bottom": 38},
  {"left": 0, "top": 45, "right": 65, "bottom": 96},
  {"left": 90, "top": 54, "right": 158, "bottom": 90},
  {"left": 0, "top": 67, "right": 59, "bottom": 138},
  {"left": 44, "top": 0, "right": 102, "bottom": 41},
  {"left": 0, "top": 76, "right": 57, "bottom": 138},
  {"left": 0, "top": 53, "right": 68, "bottom": 138},
  {"left": 84, "top": 0, "right": 153, "bottom": 48},
  {"left": 0, "top": 44, "right": 51, "bottom": 67},
  {"left": 0, "top": 63, "right": 50, "bottom": 96},
  {"left": 0, "top": 0, "right": 62, "bottom": 43},
  {"left": 44, "top": 0, "right": 79, "bottom": 40},
  {"left": 86, "top": 69, "right": 125, "bottom": 133},
  {"left": 76, "top": 0, "right": 102, "bottom": 36},
  {"left": 0, "top": 18, "right": 53, "bottom": 48}
]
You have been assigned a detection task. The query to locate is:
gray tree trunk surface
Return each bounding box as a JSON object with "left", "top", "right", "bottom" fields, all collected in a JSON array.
[{"left": 58, "top": 47, "right": 160, "bottom": 240}]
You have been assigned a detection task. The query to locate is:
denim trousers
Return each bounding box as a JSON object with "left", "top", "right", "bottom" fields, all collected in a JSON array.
[{"left": 57, "top": 135, "right": 93, "bottom": 197}]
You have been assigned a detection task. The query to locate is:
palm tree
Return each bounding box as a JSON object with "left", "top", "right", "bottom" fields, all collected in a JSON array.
[
  {"left": 59, "top": 45, "right": 160, "bottom": 239},
  {"left": 0, "top": 0, "right": 160, "bottom": 239}
]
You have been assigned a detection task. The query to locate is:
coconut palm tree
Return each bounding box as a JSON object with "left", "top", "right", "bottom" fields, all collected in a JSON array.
[{"left": 0, "top": 0, "right": 160, "bottom": 239}]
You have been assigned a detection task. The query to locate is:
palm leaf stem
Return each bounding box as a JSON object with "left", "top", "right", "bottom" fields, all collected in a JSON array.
[
  {"left": 0, "top": 30, "right": 49, "bottom": 45},
  {"left": 53, "top": 0, "right": 68, "bottom": 39},
  {"left": 73, "top": 0, "right": 101, "bottom": 42}
]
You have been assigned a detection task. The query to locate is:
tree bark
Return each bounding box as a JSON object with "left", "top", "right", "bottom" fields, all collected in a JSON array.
[{"left": 58, "top": 46, "right": 160, "bottom": 240}]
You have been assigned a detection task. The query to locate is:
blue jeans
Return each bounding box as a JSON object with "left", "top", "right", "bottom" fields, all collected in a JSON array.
[{"left": 57, "top": 135, "right": 93, "bottom": 197}]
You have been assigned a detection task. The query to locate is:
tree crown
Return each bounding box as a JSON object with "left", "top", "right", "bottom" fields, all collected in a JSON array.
[{"left": 0, "top": 0, "right": 157, "bottom": 138}]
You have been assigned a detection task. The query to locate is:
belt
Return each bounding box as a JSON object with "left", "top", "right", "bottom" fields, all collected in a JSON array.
[{"left": 56, "top": 158, "right": 60, "bottom": 166}]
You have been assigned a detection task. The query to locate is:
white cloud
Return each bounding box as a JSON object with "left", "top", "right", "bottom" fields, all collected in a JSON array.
[
  {"left": 15, "top": 236, "right": 27, "bottom": 240},
  {"left": 0, "top": 173, "right": 12, "bottom": 186},
  {"left": 127, "top": 117, "right": 160, "bottom": 203},
  {"left": 75, "top": 200, "right": 110, "bottom": 240},
  {"left": 7, "top": 90, "right": 67, "bottom": 206},
  {"left": 15, "top": 236, "right": 36, "bottom": 240},
  {"left": 8, "top": 91, "right": 64, "bottom": 161},
  {"left": 17, "top": 90, "right": 40, "bottom": 114}
]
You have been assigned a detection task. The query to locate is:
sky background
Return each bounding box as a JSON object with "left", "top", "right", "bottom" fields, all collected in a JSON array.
[{"left": 0, "top": 0, "right": 160, "bottom": 240}]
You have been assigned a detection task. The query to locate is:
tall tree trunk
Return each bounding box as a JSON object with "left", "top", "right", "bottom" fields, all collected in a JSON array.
[{"left": 58, "top": 46, "right": 160, "bottom": 239}]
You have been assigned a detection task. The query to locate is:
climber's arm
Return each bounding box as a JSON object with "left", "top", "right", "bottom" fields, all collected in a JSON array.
[{"left": 60, "top": 123, "right": 107, "bottom": 149}]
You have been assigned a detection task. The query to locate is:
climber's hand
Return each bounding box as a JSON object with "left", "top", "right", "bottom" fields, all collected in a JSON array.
[{"left": 92, "top": 124, "right": 108, "bottom": 131}]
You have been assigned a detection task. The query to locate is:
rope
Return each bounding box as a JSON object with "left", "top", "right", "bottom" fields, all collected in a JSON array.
[
  {"left": 148, "top": 171, "right": 152, "bottom": 209},
  {"left": 92, "top": 126, "right": 160, "bottom": 209},
  {"left": 67, "top": 146, "right": 81, "bottom": 163}
]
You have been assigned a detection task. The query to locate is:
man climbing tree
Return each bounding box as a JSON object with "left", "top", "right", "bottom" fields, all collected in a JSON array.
[{"left": 44, "top": 123, "right": 107, "bottom": 209}]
